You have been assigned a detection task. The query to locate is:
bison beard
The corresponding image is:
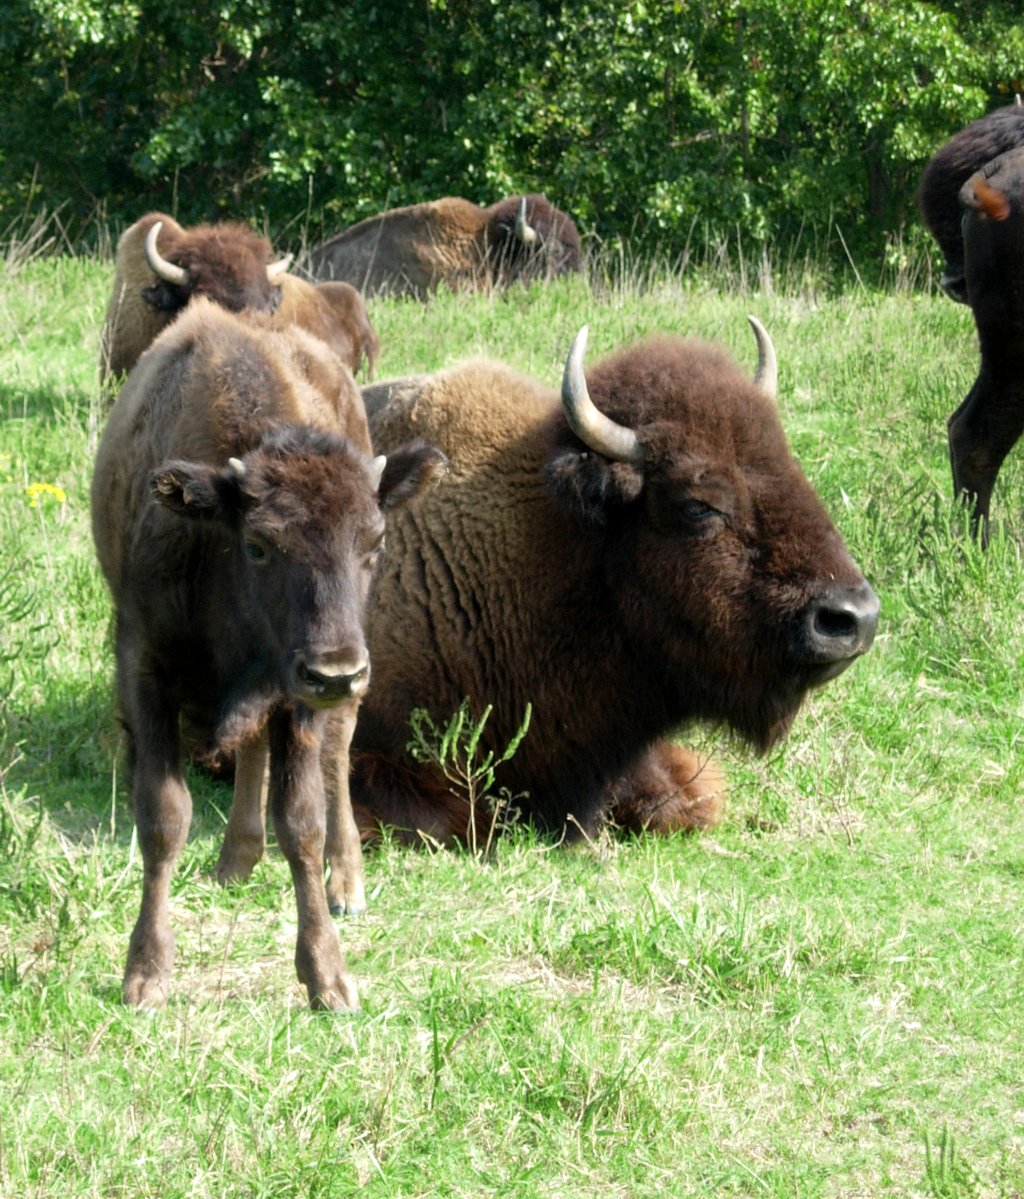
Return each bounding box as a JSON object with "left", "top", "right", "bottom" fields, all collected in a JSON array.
[{"left": 349, "top": 323, "right": 879, "bottom": 845}]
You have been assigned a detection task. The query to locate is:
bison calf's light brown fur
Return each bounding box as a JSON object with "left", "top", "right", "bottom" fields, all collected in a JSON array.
[
  {"left": 92, "top": 299, "right": 444, "bottom": 1009},
  {"left": 350, "top": 321, "right": 878, "bottom": 846}
]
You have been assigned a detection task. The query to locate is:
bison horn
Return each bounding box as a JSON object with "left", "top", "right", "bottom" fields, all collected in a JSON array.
[
  {"left": 227, "top": 457, "right": 246, "bottom": 479},
  {"left": 748, "top": 315, "right": 777, "bottom": 401},
  {"left": 369, "top": 455, "right": 387, "bottom": 490},
  {"left": 561, "top": 326, "right": 642, "bottom": 464},
  {"left": 515, "top": 197, "right": 538, "bottom": 246},
  {"left": 144, "top": 221, "right": 190, "bottom": 287},
  {"left": 266, "top": 253, "right": 293, "bottom": 281}
]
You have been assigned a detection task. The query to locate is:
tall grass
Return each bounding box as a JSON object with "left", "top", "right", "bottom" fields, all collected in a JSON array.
[{"left": 0, "top": 225, "right": 1021, "bottom": 1199}]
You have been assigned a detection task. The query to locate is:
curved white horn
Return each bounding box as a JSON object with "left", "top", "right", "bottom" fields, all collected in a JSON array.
[
  {"left": 266, "top": 253, "right": 293, "bottom": 281},
  {"left": 515, "top": 196, "right": 538, "bottom": 246},
  {"left": 747, "top": 315, "right": 778, "bottom": 401},
  {"left": 369, "top": 455, "right": 387, "bottom": 490},
  {"left": 144, "top": 221, "right": 189, "bottom": 287},
  {"left": 227, "top": 457, "right": 246, "bottom": 478},
  {"left": 561, "top": 326, "right": 642, "bottom": 464}
]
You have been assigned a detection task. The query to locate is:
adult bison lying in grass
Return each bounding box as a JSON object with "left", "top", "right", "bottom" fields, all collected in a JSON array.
[
  {"left": 100, "top": 212, "right": 378, "bottom": 383},
  {"left": 92, "top": 298, "right": 444, "bottom": 1008},
  {"left": 334, "top": 320, "right": 879, "bottom": 844},
  {"left": 307, "top": 194, "right": 581, "bottom": 298},
  {"left": 947, "top": 144, "right": 1024, "bottom": 535}
]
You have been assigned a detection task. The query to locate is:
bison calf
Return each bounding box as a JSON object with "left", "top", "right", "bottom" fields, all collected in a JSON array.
[
  {"left": 350, "top": 320, "right": 879, "bottom": 844},
  {"left": 92, "top": 299, "right": 444, "bottom": 1009}
]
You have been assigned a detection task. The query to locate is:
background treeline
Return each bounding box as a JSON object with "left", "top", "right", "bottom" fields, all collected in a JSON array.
[{"left": 1, "top": 0, "right": 1023, "bottom": 268}]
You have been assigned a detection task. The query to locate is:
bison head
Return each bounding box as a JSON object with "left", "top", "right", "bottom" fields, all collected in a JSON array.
[
  {"left": 484, "top": 195, "right": 582, "bottom": 285},
  {"left": 545, "top": 322, "right": 879, "bottom": 751},
  {"left": 150, "top": 427, "right": 447, "bottom": 730},
  {"left": 142, "top": 219, "right": 293, "bottom": 319}
]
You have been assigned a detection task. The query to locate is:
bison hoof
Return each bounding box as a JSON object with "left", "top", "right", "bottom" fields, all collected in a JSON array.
[
  {"left": 308, "top": 974, "right": 361, "bottom": 1012},
  {"left": 122, "top": 968, "right": 171, "bottom": 1009},
  {"left": 326, "top": 873, "right": 367, "bottom": 918},
  {"left": 214, "top": 845, "right": 262, "bottom": 886}
]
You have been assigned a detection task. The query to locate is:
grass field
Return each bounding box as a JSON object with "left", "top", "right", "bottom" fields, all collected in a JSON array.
[{"left": 0, "top": 244, "right": 1022, "bottom": 1199}]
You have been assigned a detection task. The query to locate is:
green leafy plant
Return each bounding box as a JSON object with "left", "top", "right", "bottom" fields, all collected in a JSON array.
[{"left": 406, "top": 699, "right": 532, "bottom": 858}]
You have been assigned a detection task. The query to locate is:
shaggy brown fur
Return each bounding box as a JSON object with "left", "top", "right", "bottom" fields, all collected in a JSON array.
[
  {"left": 307, "top": 194, "right": 581, "bottom": 298},
  {"left": 92, "top": 300, "right": 444, "bottom": 1008},
  {"left": 917, "top": 101, "right": 1024, "bottom": 303},
  {"left": 947, "top": 145, "right": 1024, "bottom": 532},
  {"left": 350, "top": 329, "right": 879, "bottom": 845}
]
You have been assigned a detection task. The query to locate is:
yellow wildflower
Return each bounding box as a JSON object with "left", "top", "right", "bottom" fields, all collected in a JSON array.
[{"left": 25, "top": 482, "right": 68, "bottom": 509}]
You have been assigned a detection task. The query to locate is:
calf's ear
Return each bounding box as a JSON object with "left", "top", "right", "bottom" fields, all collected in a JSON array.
[
  {"left": 376, "top": 439, "right": 449, "bottom": 511},
  {"left": 150, "top": 460, "right": 243, "bottom": 522},
  {"left": 545, "top": 448, "right": 644, "bottom": 526}
]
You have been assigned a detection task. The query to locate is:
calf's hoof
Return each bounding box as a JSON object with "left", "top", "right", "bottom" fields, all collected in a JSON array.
[
  {"left": 307, "top": 971, "right": 361, "bottom": 1012},
  {"left": 214, "top": 840, "right": 263, "bottom": 886},
  {"left": 327, "top": 873, "right": 367, "bottom": 918}
]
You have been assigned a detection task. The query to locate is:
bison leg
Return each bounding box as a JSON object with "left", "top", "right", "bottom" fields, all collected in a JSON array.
[
  {"left": 215, "top": 732, "right": 269, "bottom": 885},
  {"left": 948, "top": 372, "right": 1024, "bottom": 535},
  {"left": 121, "top": 672, "right": 192, "bottom": 1008},
  {"left": 608, "top": 742, "right": 725, "bottom": 835},
  {"left": 267, "top": 710, "right": 359, "bottom": 1011},
  {"left": 321, "top": 705, "right": 366, "bottom": 917}
]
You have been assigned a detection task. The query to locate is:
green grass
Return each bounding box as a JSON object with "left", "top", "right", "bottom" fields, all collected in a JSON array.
[{"left": 1, "top": 245, "right": 1022, "bottom": 1199}]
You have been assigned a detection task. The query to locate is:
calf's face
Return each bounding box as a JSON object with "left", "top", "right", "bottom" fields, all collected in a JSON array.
[{"left": 150, "top": 428, "right": 447, "bottom": 711}]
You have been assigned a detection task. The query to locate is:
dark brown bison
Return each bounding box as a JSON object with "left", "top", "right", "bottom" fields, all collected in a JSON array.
[
  {"left": 917, "top": 98, "right": 1024, "bottom": 303},
  {"left": 335, "top": 321, "right": 879, "bottom": 844},
  {"left": 947, "top": 144, "right": 1024, "bottom": 533},
  {"left": 92, "top": 297, "right": 444, "bottom": 1008},
  {"left": 100, "top": 212, "right": 379, "bottom": 383},
  {"left": 307, "top": 194, "right": 582, "bottom": 298}
]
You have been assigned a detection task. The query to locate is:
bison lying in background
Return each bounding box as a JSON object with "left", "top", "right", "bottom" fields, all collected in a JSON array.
[
  {"left": 340, "top": 321, "right": 878, "bottom": 844},
  {"left": 947, "top": 145, "right": 1024, "bottom": 533},
  {"left": 307, "top": 194, "right": 581, "bottom": 298},
  {"left": 100, "top": 212, "right": 378, "bottom": 383},
  {"left": 92, "top": 298, "right": 444, "bottom": 1008},
  {"left": 917, "top": 98, "right": 1024, "bottom": 303}
]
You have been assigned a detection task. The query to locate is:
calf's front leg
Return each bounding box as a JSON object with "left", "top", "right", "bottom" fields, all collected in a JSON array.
[
  {"left": 322, "top": 704, "right": 366, "bottom": 917},
  {"left": 268, "top": 710, "right": 360, "bottom": 1011},
  {"left": 216, "top": 731, "right": 270, "bottom": 884}
]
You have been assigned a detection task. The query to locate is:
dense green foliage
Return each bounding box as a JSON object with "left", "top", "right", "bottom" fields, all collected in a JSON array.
[
  {"left": 1, "top": 245, "right": 1023, "bottom": 1196},
  {"left": 2, "top": 0, "right": 1023, "bottom": 266}
]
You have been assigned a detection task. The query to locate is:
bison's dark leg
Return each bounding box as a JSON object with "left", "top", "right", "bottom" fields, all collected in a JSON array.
[
  {"left": 607, "top": 742, "right": 726, "bottom": 835},
  {"left": 121, "top": 667, "right": 191, "bottom": 1008},
  {"left": 215, "top": 732, "right": 269, "bottom": 885},
  {"left": 321, "top": 704, "right": 366, "bottom": 917},
  {"left": 267, "top": 708, "right": 359, "bottom": 1011},
  {"left": 947, "top": 371, "right": 1024, "bottom": 535}
]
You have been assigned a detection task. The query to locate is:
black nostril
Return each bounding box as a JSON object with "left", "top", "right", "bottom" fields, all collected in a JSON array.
[
  {"left": 801, "top": 582, "right": 880, "bottom": 662},
  {"left": 294, "top": 656, "right": 370, "bottom": 702}
]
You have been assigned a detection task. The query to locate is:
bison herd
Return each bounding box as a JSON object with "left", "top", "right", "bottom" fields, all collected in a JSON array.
[{"left": 88, "top": 127, "right": 1019, "bottom": 1008}]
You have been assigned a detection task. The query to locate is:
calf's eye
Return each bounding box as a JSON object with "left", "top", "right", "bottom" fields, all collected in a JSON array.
[
  {"left": 244, "top": 538, "right": 269, "bottom": 564},
  {"left": 678, "top": 498, "right": 719, "bottom": 522}
]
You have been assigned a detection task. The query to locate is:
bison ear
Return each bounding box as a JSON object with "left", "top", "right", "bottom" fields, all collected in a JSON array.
[
  {"left": 150, "top": 460, "right": 243, "bottom": 522},
  {"left": 376, "top": 440, "right": 449, "bottom": 511},
  {"left": 545, "top": 447, "right": 644, "bottom": 525}
]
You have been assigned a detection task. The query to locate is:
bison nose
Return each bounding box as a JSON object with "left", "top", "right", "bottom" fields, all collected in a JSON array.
[
  {"left": 797, "top": 581, "right": 880, "bottom": 669},
  {"left": 293, "top": 652, "right": 370, "bottom": 707}
]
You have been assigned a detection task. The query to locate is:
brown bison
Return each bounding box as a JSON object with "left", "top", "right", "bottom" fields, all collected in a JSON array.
[
  {"left": 335, "top": 320, "right": 879, "bottom": 844},
  {"left": 917, "top": 98, "right": 1024, "bottom": 303},
  {"left": 92, "top": 298, "right": 444, "bottom": 1008},
  {"left": 947, "top": 144, "right": 1024, "bottom": 533},
  {"left": 100, "top": 212, "right": 378, "bottom": 382},
  {"left": 307, "top": 194, "right": 582, "bottom": 298}
]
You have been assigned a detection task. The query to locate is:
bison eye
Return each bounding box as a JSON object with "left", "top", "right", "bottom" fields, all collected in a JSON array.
[
  {"left": 678, "top": 498, "right": 720, "bottom": 523},
  {"left": 244, "top": 537, "right": 270, "bottom": 564}
]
